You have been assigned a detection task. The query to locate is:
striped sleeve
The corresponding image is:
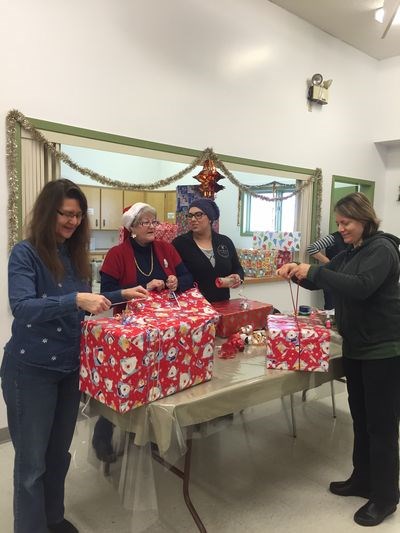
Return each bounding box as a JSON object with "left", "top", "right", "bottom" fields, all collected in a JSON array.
[{"left": 306, "top": 234, "right": 336, "bottom": 255}]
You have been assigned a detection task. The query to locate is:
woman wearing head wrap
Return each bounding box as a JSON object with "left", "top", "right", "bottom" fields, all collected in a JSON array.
[{"left": 172, "top": 199, "right": 244, "bottom": 302}]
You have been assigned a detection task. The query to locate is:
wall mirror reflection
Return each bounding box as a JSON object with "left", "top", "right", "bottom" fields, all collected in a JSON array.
[{"left": 12, "top": 116, "right": 321, "bottom": 263}]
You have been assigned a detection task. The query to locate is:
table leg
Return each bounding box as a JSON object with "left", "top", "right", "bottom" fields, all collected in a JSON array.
[
  {"left": 152, "top": 428, "right": 207, "bottom": 532},
  {"left": 289, "top": 394, "right": 297, "bottom": 438},
  {"left": 330, "top": 380, "right": 336, "bottom": 418}
]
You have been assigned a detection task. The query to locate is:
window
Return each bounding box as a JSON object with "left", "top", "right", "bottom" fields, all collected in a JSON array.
[{"left": 241, "top": 181, "right": 297, "bottom": 233}]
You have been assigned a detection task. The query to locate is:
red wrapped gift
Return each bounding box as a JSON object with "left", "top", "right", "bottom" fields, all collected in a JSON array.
[
  {"left": 154, "top": 222, "right": 178, "bottom": 243},
  {"left": 211, "top": 299, "right": 273, "bottom": 338},
  {"left": 275, "top": 250, "right": 293, "bottom": 269},
  {"left": 79, "top": 289, "right": 219, "bottom": 412},
  {"left": 266, "top": 314, "right": 331, "bottom": 372}
]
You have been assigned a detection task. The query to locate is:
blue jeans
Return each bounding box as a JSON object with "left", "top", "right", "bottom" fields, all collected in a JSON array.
[{"left": 1, "top": 353, "right": 81, "bottom": 533}]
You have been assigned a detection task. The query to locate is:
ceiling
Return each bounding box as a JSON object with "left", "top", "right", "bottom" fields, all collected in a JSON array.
[{"left": 269, "top": 0, "right": 400, "bottom": 60}]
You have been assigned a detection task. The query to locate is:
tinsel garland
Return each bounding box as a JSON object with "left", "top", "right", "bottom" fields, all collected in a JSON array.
[
  {"left": 6, "top": 113, "right": 20, "bottom": 252},
  {"left": 6, "top": 109, "right": 322, "bottom": 249}
]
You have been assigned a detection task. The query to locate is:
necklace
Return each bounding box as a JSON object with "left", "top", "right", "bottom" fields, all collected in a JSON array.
[{"left": 134, "top": 247, "right": 154, "bottom": 277}]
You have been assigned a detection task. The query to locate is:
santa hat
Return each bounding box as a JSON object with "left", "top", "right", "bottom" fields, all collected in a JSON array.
[
  {"left": 120, "top": 202, "right": 152, "bottom": 241},
  {"left": 122, "top": 202, "right": 153, "bottom": 230}
]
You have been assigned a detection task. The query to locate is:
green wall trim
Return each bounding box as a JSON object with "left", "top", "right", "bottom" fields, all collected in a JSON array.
[{"left": 27, "top": 117, "right": 314, "bottom": 175}]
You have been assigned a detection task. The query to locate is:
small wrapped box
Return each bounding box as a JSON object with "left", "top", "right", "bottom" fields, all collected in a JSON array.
[
  {"left": 237, "top": 248, "right": 276, "bottom": 278},
  {"left": 211, "top": 299, "right": 273, "bottom": 338},
  {"left": 266, "top": 314, "right": 331, "bottom": 372},
  {"left": 79, "top": 288, "right": 220, "bottom": 412}
]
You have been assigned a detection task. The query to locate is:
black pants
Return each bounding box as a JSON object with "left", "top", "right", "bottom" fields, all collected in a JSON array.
[
  {"left": 93, "top": 416, "right": 114, "bottom": 447},
  {"left": 343, "top": 356, "right": 400, "bottom": 506}
]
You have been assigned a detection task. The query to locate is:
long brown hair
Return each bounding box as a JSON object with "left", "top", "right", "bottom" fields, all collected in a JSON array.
[
  {"left": 334, "top": 192, "right": 380, "bottom": 239},
  {"left": 27, "top": 179, "right": 91, "bottom": 281}
]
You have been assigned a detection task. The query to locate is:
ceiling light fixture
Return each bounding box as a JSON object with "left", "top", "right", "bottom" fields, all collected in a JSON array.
[{"left": 375, "top": 7, "right": 400, "bottom": 24}]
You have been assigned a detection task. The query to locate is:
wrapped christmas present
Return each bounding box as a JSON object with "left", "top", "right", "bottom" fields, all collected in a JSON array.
[
  {"left": 211, "top": 299, "right": 273, "bottom": 338},
  {"left": 154, "top": 222, "right": 178, "bottom": 243},
  {"left": 237, "top": 248, "right": 276, "bottom": 278},
  {"left": 266, "top": 314, "right": 331, "bottom": 372},
  {"left": 79, "top": 288, "right": 220, "bottom": 413}
]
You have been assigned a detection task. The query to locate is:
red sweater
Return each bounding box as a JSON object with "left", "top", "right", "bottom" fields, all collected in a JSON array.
[{"left": 100, "top": 239, "right": 182, "bottom": 287}]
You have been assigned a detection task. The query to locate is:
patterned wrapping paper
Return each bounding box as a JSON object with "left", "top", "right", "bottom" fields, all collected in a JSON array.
[
  {"left": 154, "top": 222, "right": 178, "bottom": 243},
  {"left": 176, "top": 185, "right": 203, "bottom": 212},
  {"left": 211, "top": 299, "right": 273, "bottom": 338},
  {"left": 79, "top": 288, "right": 220, "bottom": 413},
  {"left": 275, "top": 250, "right": 293, "bottom": 270},
  {"left": 252, "top": 231, "right": 301, "bottom": 252},
  {"left": 266, "top": 314, "right": 331, "bottom": 372},
  {"left": 237, "top": 248, "right": 277, "bottom": 278}
]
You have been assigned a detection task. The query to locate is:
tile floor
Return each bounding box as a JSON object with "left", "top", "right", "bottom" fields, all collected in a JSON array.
[{"left": 1, "top": 383, "right": 399, "bottom": 533}]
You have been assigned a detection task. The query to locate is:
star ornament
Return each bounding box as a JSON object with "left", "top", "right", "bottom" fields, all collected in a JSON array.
[{"left": 193, "top": 160, "right": 225, "bottom": 198}]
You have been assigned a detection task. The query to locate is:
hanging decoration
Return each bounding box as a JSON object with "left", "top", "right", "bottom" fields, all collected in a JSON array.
[
  {"left": 6, "top": 109, "right": 322, "bottom": 250},
  {"left": 193, "top": 159, "right": 225, "bottom": 197}
]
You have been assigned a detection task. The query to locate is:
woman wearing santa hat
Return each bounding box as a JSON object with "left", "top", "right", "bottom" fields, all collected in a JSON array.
[
  {"left": 172, "top": 198, "right": 244, "bottom": 302},
  {"left": 100, "top": 202, "right": 193, "bottom": 296},
  {"left": 92, "top": 202, "right": 193, "bottom": 462}
]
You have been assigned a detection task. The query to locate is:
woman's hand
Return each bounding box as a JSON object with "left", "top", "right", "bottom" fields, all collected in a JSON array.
[
  {"left": 276, "top": 262, "right": 311, "bottom": 281},
  {"left": 122, "top": 286, "right": 149, "bottom": 300},
  {"left": 76, "top": 293, "right": 111, "bottom": 314},
  {"left": 276, "top": 262, "right": 299, "bottom": 279},
  {"left": 293, "top": 263, "right": 311, "bottom": 280},
  {"left": 166, "top": 275, "right": 178, "bottom": 291},
  {"left": 146, "top": 279, "right": 165, "bottom": 292},
  {"left": 229, "top": 274, "right": 242, "bottom": 288}
]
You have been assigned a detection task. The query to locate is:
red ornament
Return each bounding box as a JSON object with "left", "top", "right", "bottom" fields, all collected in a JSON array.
[{"left": 193, "top": 160, "right": 225, "bottom": 198}]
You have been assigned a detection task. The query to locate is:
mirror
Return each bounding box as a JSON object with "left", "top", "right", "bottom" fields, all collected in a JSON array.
[{"left": 8, "top": 113, "right": 321, "bottom": 262}]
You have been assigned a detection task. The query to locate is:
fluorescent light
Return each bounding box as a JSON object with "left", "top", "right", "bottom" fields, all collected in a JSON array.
[
  {"left": 375, "top": 7, "right": 400, "bottom": 25},
  {"left": 375, "top": 8, "right": 384, "bottom": 23}
]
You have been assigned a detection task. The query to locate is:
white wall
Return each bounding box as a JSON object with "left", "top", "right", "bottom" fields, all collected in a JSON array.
[{"left": 0, "top": 0, "right": 397, "bottom": 428}]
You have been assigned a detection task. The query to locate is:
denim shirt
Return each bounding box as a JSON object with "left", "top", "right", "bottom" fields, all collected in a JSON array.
[{"left": 4, "top": 240, "right": 121, "bottom": 372}]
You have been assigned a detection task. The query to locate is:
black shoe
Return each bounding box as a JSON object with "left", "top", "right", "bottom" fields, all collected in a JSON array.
[
  {"left": 48, "top": 518, "right": 79, "bottom": 532},
  {"left": 354, "top": 500, "right": 397, "bottom": 526},
  {"left": 329, "top": 478, "right": 369, "bottom": 498},
  {"left": 92, "top": 438, "right": 117, "bottom": 463}
]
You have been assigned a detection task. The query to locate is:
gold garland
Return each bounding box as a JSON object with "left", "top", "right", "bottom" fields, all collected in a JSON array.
[{"left": 6, "top": 109, "right": 322, "bottom": 249}]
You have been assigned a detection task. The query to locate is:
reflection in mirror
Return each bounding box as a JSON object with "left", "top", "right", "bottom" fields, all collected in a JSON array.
[
  {"left": 240, "top": 178, "right": 297, "bottom": 233},
  {"left": 9, "top": 114, "right": 321, "bottom": 262}
]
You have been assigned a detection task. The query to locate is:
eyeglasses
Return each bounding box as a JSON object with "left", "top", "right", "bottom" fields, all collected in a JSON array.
[
  {"left": 138, "top": 219, "right": 160, "bottom": 227},
  {"left": 186, "top": 212, "right": 206, "bottom": 220},
  {"left": 57, "top": 209, "right": 84, "bottom": 221}
]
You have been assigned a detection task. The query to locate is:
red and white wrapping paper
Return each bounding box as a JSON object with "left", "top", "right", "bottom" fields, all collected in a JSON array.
[
  {"left": 154, "top": 222, "right": 178, "bottom": 243},
  {"left": 79, "top": 288, "right": 220, "bottom": 412},
  {"left": 266, "top": 314, "right": 331, "bottom": 372}
]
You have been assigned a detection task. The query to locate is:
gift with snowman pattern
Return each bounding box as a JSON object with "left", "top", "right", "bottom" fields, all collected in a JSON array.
[
  {"left": 266, "top": 314, "right": 331, "bottom": 372},
  {"left": 79, "top": 288, "right": 220, "bottom": 412}
]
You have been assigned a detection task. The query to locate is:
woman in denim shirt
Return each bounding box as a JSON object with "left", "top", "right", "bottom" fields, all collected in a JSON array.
[{"left": 1, "top": 179, "right": 147, "bottom": 533}]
